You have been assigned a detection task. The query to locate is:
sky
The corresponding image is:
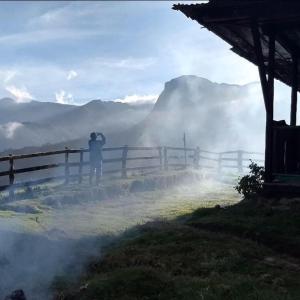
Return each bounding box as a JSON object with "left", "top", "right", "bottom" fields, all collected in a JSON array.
[{"left": 0, "top": 0, "right": 292, "bottom": 117}]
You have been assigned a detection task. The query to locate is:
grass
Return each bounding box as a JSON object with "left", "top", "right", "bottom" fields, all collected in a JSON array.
[
  {"left": 185, "top": 200, "right": 300, "bottom": 257},
  {"left": 53, "top": 199, "right": 300, "bottom": 300}
]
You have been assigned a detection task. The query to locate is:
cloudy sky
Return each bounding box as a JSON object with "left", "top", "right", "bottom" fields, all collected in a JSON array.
[{"left": 0, "top": 0, "right": 291, "bottom": 112}]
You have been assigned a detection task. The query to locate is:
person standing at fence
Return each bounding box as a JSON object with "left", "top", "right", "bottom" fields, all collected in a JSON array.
[{"left": 89, "top": 132, "right": 106, "bottom": 184}]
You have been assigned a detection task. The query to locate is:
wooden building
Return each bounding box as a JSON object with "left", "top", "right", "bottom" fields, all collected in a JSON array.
[{"left": 174, "top": 0, "right": 300, "bottom": 194}]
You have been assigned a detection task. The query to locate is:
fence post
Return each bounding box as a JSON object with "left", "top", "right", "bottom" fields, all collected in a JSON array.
[
  {"left": 122, "top": 145, "right": 128, "bottom": 178},
  {"left": 78, "top": 149, "right": 84, "bottom": 184},
  {"left": 164, "top": 147, "right": 168, "bottom": 171},
  {"left": 65, "top": 147, "right": 70, "bottom": 184},
  {"left": 218, "top": 153, "right": 222, "bottom": 174},
  {"left": 9, "top": 154, "right": 14, "bottom": 201},
  {"left": 238, "top": 150, "right": 243, "bottom": 173},
  {"left": 158, "top": 147, "right": 163, "bottom": 171}
]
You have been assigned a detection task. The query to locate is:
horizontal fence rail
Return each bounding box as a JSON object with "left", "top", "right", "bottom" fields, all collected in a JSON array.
[{"left": 0, "top": 145, "right": 264, "bottom": 200}]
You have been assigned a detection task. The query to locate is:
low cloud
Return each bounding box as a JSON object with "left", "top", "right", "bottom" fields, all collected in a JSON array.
[
  {"left": 114, "top": 94, "right": 158, "bottom": 105},
  {"left": 5, "top": 85, "right": 34, "bottom": 103},
  {"left": 55, "top": 90, "right": 74, "bottom": 105},
  {"left": 0, "top": 122, "right": 23, "bottom": 139},
  {"left": 67, "top": 70, "right": 78, "bottom": 80}
]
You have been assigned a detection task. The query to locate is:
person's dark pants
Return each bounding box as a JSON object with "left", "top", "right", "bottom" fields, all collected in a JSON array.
[{"left": 89, "top": 160, "right": 103, "bottom": 184}]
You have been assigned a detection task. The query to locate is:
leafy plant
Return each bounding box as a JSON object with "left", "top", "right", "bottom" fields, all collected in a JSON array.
[{"left": 235, "top": 161, "right": 265, "bottom": 198}]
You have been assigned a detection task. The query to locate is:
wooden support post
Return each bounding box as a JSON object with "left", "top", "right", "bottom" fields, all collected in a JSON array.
[
  {"left": 251, "top": 22, "right": 269, "bottom": 111},
  {"left": 121, "top": 145, "right": 128, "bottom": 178},
  {"left": 158, "top": 147, "right": 163, "bottom": 171},
  {"left": 65, "top": 147, "right": 69, "bottom": 184},
  {"left": 237, "top": 151, "right": 243, "bottom": 173},
  {"left": 251, "top": 22, "right": 275, "bottom": 183},
  {"left": 9, "top": 154, "right": 14, "bottom": 201},
  {"left": 78, "top": 149, "right": 83, "bottom": 184},
  {"left": 164, "top": 147, "right": 168, "bottom": 171},
  {"left": 291, "top": 54, "right": 298, "bottom": 126}
]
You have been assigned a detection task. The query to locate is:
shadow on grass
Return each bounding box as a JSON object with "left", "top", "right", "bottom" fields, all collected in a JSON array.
[{"left": 53, "top": 202, "right": 300, "bottom": 300}]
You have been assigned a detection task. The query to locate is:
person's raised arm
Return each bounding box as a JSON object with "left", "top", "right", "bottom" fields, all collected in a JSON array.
[{"left": 99, "top": 133, "right": 106, "bottom": 145}]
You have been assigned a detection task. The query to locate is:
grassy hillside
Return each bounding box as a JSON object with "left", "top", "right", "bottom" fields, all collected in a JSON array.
[{"left": 53, "top": 199, "right": 300, "bottom": 300}]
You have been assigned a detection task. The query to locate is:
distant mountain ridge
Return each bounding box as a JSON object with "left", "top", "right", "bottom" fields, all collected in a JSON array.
[
  {"left": 0, "top": 98, "right": 152, "bottom": 152},
  {"left": 0, "top": 98, "right": 76, "bottom": 123},
  {"left": 0, "top": 75, "right": 265, "bottom": 154}
]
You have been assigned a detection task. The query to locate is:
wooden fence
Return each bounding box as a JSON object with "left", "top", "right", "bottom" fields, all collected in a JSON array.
[{"left": 0, "top": 145, "right": 264, "bottom": 200}]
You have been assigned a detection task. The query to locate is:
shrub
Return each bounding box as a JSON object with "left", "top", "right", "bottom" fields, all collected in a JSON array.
[{"left": 235, "top": 161, "right": 265, "bottom": 198}]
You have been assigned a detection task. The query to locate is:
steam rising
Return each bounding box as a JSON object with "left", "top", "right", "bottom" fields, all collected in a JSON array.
[{"left": 0, "top": 122, "right": 23, "bottom": 139}]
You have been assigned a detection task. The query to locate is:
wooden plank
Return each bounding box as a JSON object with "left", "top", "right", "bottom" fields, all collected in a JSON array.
[
  {"left": 199, "top": 164, "right": 216, "bottom": 170},
  {"left": 126, "top": 165, "right": 161, "bottom": 171},
  {"left": 14, "top": 163, "right": 63, "bottom": 174},
  {"left": 166, "top": 146, "right": 195, "bottom": 151},
  {"left": 0, "top": 156, "right": 11, "bottom": 162},
  {"left": 218, "top": 157, "right": 238, "bottom": 162},
  {"left": 13, "top": 150, "right": 68, "bottom": 160},
  {"left": 0, "top": 170, "right": 10, "bottom": 177},
  {"left": 126, "top": 156, "right": 160, "bottom": 161},
  {"left": 103, "top": 147, "right": 125, "bottom": 152},
  {"left": 127, "top": 146, "right": 161, "bottom": 151},
  {"left": 221, "top": 151, "right": 238, "bottom": 155},
  {"left": 242, "top": 151, "right": 264, "bottom": 155},
  {"left": 168, "top": 163, "right": 192, "bottom": 167},
  {"left": 103, "top": 158, "right": 123, "bottom": 163},
  {"left": 199, "top": 149, "right": 219, "bottom": 155},
  {"left": 199, "top": 156, "right": 219, "bottom": 161}
]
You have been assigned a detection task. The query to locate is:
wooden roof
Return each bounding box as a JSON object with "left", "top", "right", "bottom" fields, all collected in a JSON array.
[{"left": 173, "top": 0, "right": 300, "bottom": 91}]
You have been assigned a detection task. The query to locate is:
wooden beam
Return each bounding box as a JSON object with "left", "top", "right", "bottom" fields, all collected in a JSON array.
[
  {"left": 251, "top": 21, "right": 275, "bottom": 183},
  {"left": 268, "top": 32, "right": 275, "bottom": 117},
  {"left": 266, "top": 32, "right": 275, "bottom": 183},
  {"left": 291, "top": 54, "right": 298, "bottom": 126},
  {"left": 251, "top": 22, "right": 269, "bottom": 111}
]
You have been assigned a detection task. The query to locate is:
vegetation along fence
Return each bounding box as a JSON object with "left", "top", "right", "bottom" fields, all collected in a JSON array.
[{"left": 0, "top": 145, "right": 264, "bottom": 199}]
